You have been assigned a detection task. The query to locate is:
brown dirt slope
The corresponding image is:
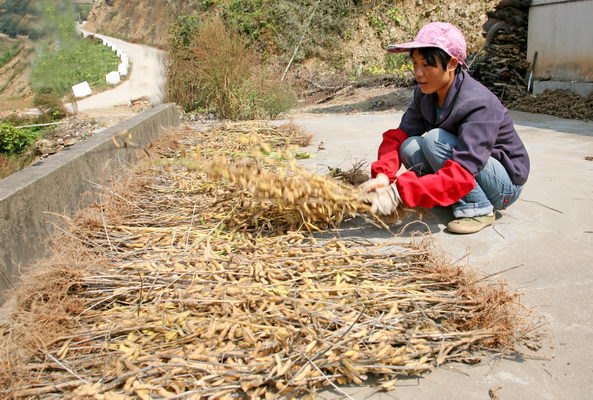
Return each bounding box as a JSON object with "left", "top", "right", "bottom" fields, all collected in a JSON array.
[
  {"left": 86, "top": 0, "right": 497, "bottom": 68},
  {"left": 84, "top": 0, "right": 173, "bottom": 48},
  {"left": 0, "top": 37, "right": 34, "bottom": 112}
]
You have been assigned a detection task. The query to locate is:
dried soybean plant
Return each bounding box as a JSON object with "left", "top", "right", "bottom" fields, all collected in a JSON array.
[
  {"left": 203, "top": 155, "right": 365, "bottom": 231},
  {"left": 159, "top": 120, "right": 372, "bottom": 232},
  {"left": 0, "top": 121, "right": 534, "bottom": 399}
]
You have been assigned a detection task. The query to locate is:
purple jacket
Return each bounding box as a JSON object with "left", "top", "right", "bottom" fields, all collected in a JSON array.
[{"left": 399, "top": 70, "right": 530, "bottom": 185}]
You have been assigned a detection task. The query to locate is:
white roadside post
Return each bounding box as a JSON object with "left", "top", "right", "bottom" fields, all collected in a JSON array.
[
  {"left": 72, "top": 81, "right": 92, "bottom": 98},
  {"left": 118, "top": 63, "right": 128, "bottom": 76},
  {"left": 106, "top": 71, "right": 121, "bottom": 85}
]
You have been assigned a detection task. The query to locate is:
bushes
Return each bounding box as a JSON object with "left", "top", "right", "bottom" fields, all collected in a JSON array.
[
  {"left": 0, "top": 122, "right": 39, "bottom": 155},
  {"left": 167, "top": 16, "right": 296, "bottom": 120},
  {"left": 220, "top": 0, "right": 360, "bottom": 63},
  {"left": 0, "top": 122, "right": 40, "bottom": 179},
  {"left": 0, "top": 0, "right": 39, "bottom": 39},
  {"left": 33, "top": 93, "right": 69, "bottom": 122}
]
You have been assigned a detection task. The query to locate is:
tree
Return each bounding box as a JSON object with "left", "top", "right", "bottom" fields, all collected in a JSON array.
[{"left": 0, "top": 0, "right": 39, "bottom": 38}]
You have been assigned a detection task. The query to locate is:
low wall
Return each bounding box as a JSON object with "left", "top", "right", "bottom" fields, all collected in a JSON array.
[
  {"left": 0, "top": 104, "right": 179, "bottom": 301},
  {"left": 534, "top": 81, "right": 593, "bottom": 97}
]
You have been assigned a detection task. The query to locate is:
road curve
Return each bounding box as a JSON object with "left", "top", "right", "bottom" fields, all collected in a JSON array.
[{"left": 71, "top": 28, "right": 166, "bottom": 112}]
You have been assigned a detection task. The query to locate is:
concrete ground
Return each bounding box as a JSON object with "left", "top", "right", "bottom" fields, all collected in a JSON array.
[{"left": 287, "top": 110, "right": 593, "bottom": 399}]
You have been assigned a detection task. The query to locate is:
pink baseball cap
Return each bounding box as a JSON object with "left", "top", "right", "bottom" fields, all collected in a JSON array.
[{"left": 387, "top": 22, "right": 467, "bottom": 68}]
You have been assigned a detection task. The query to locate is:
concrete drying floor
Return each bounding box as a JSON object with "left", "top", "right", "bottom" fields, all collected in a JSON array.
[{"left": 288, "top": 110, "right": 593, "bottom": 400}]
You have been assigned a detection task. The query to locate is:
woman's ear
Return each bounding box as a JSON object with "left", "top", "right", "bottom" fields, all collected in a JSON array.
[{"left": 448, "top": 57, "right": 459, "bottom": 72}]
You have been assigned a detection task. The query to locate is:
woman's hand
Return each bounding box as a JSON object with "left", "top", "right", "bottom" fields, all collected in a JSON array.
[
  {"left": 359, "top": 174, "right": 401, "bottom": 215},
  {"left": 359, "top": 174, "right": 389, "bottom": 193}
]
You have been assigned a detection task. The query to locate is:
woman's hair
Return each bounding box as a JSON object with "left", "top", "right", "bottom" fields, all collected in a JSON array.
[{"left": 410, "top": 47, "right": 462, "bottom": 74}]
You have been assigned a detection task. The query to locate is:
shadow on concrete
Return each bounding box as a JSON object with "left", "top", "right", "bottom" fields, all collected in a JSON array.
[
  {"left": 511, "top": 110, "right": 593, "bottom": 138},
  {"left": 318, "top": 372, "right": 426, "bottom": 399},
  {"left": 317, "top": 206, "right": 454, "bottom": 240},
  {"left": 309, "top": 91, "right": 412, "bottom": 115}
]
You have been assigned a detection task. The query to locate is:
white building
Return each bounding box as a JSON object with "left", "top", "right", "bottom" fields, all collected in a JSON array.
[{"left": 527, "top": 0, "right": 593, "bottom": 96}]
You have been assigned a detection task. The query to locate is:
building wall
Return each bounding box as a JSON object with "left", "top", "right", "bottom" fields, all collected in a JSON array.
[{"left": 527, "top": 0, "right": 593, "bottom": 82}]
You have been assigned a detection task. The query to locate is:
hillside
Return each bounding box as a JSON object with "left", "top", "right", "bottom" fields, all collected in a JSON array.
[
  {"left": 0, "top": 35, "right": 34, "bottom": 111},
  {"left": 86, "top": 0, "right": 498, "bottom": 75}
]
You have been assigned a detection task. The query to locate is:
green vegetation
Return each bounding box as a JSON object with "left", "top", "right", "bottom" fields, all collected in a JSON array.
[
  {"left": 0, "top": 122, "right": 40, "bottom": 155},
  {"left": 0, "top": 41, "right": 23, "bottom": 67},
  {"left": 368, "top": 5, "right": 402, "bottom": 33},
  {"left": 31, "top": 39, "right": 120, "bottom": 97},
  {"left": 0, "top": 119, "right": 45, "bottom": 179},
  {"left": 167, "top": 15, "right": 296, "bottom": 119},
  {"left": 73, "top": 3, "right": 93, "bottom": 21},
  {"left": 176, "top": 0, "right": 361, "bottom": 64},
  {"left": 28, "top": 0, "right": 121, "bottom": 97},
  {"left": 364, "top": 52, "right": 412, "bottom": 77},
  {"left": 0, "top": 0, "right": 39, "bottom": 38},
  {"left": 0, "top": 125, "right": 42, "bottom": 179},
  {"left": 32, "top": 94, "right": 69, "bottom": 121},
  {"left": 0, "top": 107, "right": 67, "bottom": 178}
]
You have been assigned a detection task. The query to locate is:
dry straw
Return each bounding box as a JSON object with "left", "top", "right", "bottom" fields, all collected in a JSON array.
[{"left": 0, "top": 121, "right": 535, "bottom": 399}]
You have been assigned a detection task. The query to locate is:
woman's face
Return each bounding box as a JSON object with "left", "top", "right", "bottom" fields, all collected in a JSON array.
[{"left": 411, "top": 49, "right": 457, "bottom": 103}]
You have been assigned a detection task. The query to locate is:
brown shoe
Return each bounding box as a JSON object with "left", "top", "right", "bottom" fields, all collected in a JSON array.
[{"left": 446, "top": 213, "right": 495, "bottom": 234}]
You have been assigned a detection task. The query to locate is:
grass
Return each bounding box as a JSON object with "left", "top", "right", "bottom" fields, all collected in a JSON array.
[
  {"left": 0, "top": 42, "right": 23, "bottom": 68},
  {"left": 31, "top": 36, "right": 121, "bottom": 97}
]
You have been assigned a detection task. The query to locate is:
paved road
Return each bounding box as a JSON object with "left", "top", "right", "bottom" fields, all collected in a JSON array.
[
  {"left": 70, "top": 28, "right": 166, "bottom": 112},
  {"left": 287, "top": 110, "right": 593, "bottom": 400}
]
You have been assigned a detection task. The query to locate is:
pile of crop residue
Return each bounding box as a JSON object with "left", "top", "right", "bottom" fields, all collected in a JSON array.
[
  {"left": 510, "top": 89, "right": 593, "bottom": 121},
  {"left": 0, "top": 121, "right": 533, "bottom": 399}
]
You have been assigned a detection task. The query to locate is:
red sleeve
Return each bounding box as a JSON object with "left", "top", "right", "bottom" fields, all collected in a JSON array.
[
  {"left": 395, "top": 160, "right": 476, "bottom": 208},
  {"left": 370, "top": 128, "right": 409, "bottom": 182}
]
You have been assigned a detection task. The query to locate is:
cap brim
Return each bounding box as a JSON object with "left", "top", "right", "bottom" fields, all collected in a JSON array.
[{"left": 386, "top": 42, "right": 437, "bottom": 53}]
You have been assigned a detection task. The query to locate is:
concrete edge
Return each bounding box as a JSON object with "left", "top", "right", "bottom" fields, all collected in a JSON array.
[{"left": 0, "top": 103, "right": 180, "bottom": 301}]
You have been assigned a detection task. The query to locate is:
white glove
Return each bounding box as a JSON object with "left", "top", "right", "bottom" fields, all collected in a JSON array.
[
  {"left": 359, "top": 174, "right": 389, "bottom": 196},
  {"left": 367, "top": 184, "right": 401, "bottom": 215},
  {"left": 359, "top": 174, "right": 401, "bottom": 215}
]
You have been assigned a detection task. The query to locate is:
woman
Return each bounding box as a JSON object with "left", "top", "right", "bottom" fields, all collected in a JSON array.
[{"left": 360, "top": 22, "right": 530, "bottom": 234}]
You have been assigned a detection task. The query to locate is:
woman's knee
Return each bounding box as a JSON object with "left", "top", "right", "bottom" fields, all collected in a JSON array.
[
  {"left": 399, "top": 136, "right": 423, "bottom": 168},
  {"left": 420, "top": 128, "right": 457, "bottom": 169},
  {"left": 421, "top": 128, "right": 457, "bottom": 151}
]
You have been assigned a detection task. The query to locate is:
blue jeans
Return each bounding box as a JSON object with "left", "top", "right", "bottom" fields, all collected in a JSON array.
[{"left": 400, "top": 128, "right": 524, "bottom": 218}]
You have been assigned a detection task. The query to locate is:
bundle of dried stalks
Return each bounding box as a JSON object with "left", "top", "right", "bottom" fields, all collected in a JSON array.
[
  {"left": 157, "top": 120, "right": 370, "bottom": 232},
  {"left": 0, "top": 121, "right": 534, "bottom": 399},
  {"left": 202, "top": 155, "right": 366, "bottom": 231}
]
